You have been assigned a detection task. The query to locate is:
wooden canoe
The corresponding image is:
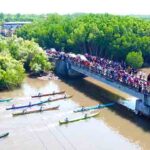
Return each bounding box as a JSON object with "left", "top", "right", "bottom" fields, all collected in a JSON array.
[
  {"left": 59, "top": 111, "right": 100, "bottom": 125},
  {"left": 0, "top": 98, "right": 13, "bottom": 102},
  {"left": 6, "top": 101, "right": 45, "bottom": 110},
  {"left": 73, "top": 103, "right": 115, "bottom": 113},
  {"left": 6, "top": 95, "right": 72, "bottom": 110},
  {"left": 12, "top": 105, "right": 59, "bottom": 116},
  {"left": 31, "top": 91, "right": 65, "bottom": 98},
  {"left": 0, "top": 132, "right": 9, "bottom": 138},
  {"left": 48, "top": 95, "right": 73, "bottom": 102}
]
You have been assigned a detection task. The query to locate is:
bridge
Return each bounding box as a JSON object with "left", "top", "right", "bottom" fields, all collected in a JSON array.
[{"left": 48, "top": 51, "right": 150, "bottom": 117}]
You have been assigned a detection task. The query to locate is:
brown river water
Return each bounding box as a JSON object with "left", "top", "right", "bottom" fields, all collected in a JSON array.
[{"left": 0, "top": 77, "right": 150, "bottom": 150}]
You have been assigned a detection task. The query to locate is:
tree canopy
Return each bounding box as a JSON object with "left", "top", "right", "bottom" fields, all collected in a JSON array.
[
  {"left": 0, "top": 36, "right": 52, "bottom": 90},
  {"left": 17, "top": 14, "right": 150, "bottom": 65},
  {"left": 0, "top": 54, "right": 25, "bottom": 89},
  {"left": 0, "top": 13, "right": 46, "bottom": 23},
  {"left": 126, "top": 51, "right": 144, "bottom": 68}
]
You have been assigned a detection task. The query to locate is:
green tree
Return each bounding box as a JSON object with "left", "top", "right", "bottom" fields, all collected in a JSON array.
[
  {"left": 126, "top": 51, "right": 143, "bottom": 68},
  {"left": 0, "top": 55, "right": 25, "bottom": 89},
  {"left": 29, "top": 52, "right": 52, "bottom": 73},
  {"left": 0, "top": 36, "right": 53, "bottom": 90},
  {"left": 16, "top": 13, "right": 150, "bottom": 65}
]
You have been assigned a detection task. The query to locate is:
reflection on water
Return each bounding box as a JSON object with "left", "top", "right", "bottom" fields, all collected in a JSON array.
[
  {"left": 22, "top": 78, "right": 59, "bottom": 97},
  {"left": 0, "top": 77, "right": 149, "bottom": 150}
]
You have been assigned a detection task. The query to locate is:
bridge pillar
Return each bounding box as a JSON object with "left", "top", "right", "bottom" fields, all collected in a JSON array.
[
  {"left": 135, "top": 99, "right": 150, "bottom": 116},
  {"left": 144, "top": 94, "right": 150, "bottom": 106},
  {"left": 55, "top": 59, "right": 84, "bottom": 78},
  {"left": 55, "top": 59, "right": 68, "bottom": 76}
]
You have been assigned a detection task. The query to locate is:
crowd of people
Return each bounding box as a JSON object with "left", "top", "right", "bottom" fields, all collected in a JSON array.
[{"left": 46, "top": 49, "right": 150, "bottom": 94}]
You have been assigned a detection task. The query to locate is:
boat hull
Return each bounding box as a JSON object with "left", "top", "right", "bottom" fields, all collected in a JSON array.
[
  {"left": 6, "top": 95, "right": 72, "bottom": 110},
  {"left": 31, "top": 91, "right": 65, "bottom": 98},
  {"left": 13, "top": 106, "right": 59, "bottom": 116},
  {"left": 59, "top": 111, "right": 100, "bottom": 125},
  {"left": 73, "top": 103, "right": 114, "bottom": 113},
  {"left": 0, "top": 98, "right": 13, "bottom": 102},
  {"left": 0, "top": 132, "right": 9, "bottom": 138},
  {"left": 49, "top": 95, "right": 72, "bottom": 102}
]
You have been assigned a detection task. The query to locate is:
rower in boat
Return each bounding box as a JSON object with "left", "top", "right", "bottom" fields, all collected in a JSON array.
[
  {"left": 48, "top": 97, "right": 52, "bottom": 101},
  {"left": 84, "top": 114, "right": 87, "bottom": 119},
  {"left": 98, "top": 103, "right": 101, "bottom": 108},
  {"left": 81, "top": 106, "right": 85, "bottom": 111},
  {"left": 65, "top": 117, "right": 69, "bottom": 123},
  {"left": 12, "top": 104, "right": 15, "bottom": 108},
  {"left": 64, "top": 93, "right": 67, "bottom": 98},
  {"left": 22, "top": 109, "right": 26, "bottom": 114},
  {"left": 29, "top": 102, "right": 32, "bottom": 106},
  {"left": 38, "top": 92, "right": 41, "bottom": 97},
  {"left": 40, "top": 106, "right": 43, "bottom": 112}
]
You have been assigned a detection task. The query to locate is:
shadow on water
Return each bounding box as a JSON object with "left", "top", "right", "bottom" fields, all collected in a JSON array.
[{"left": 61, "top": 77, "right": 150, "bottom": 132}]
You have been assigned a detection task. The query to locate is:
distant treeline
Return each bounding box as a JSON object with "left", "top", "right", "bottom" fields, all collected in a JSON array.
[
  {"left": 131, "top": 15, "right": 150, "bottom": 20},
  {"left": 0, "top": 13, "right": 46, "bottom": 24},
  {"left": 0, "top": 12, "right": 149, "bottom": 22}
]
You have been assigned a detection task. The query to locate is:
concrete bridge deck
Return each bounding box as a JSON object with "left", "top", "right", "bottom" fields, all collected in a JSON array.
[{"left": 54, "top": 58, "right": 150, "bottom": 117}]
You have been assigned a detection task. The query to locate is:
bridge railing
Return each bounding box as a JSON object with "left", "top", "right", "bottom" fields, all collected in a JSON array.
[
  {"left": 48, "top": 52, "right": 150, "bottom": 95},
  {"left": 68, "top": 59, "right": 150, "bottom": 95}
]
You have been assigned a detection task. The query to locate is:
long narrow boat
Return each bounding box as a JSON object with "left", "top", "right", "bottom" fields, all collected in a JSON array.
[
  {"left": 0, "top": 98, "right": 13, "bottom": 103},
  {"left": 48, "top": 95, "right": 72, "bottom": 102},
  {"left": 73, "top": 103, "right": 115, "bottom": 113},
  {"left": 31, "top": 91, "right": 65, "bottom": 98},
  {"left": 6, "top": 101, "right": 44, "bottom": 110},
  {"left": 59, "top": 111, "right": 100, "bottom": 125},
  {"left": 0, "top": 132, "right": 9, "bottom": 138},
  {"left": 6, "top": 95, "right": 72, "bottom": 110},
  {"left": 12, "top": 105, "right": 59, "bottom": 116}
]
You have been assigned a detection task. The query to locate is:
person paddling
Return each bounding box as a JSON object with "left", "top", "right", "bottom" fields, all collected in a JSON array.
[
  {"left": 64, "top": 93, "right": 67, "bottom": 98},
  {"left": 38, "top": 92, "right": 41, "bottom": 97},
  {"left": 84, "top": 114, "right": 87, "bottom": 119},
  {"left": 81, "top": 106, "right": 85, "bottom": 111},
  {"left": 29, "top": 102, "right": 31, "bottom": 106},
  {"left": 40, "top": 106, "right": 43, "bottom": 112},
  {"left": 22, "top": 109, "right": 26, "bottom": 114},
  {"left": 65, "top": 117, "right": 68, "bottom": 123},
  {"left": 48, "top": 97, "right": 51, "bottom": 101},
  {"left": 98, "top": 103, "right": 101, "bottom": 108}
]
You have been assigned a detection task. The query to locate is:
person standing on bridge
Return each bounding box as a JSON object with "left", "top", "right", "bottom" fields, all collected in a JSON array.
[{"left": 147, "top": 73, "right": 150, "bottom": 82}]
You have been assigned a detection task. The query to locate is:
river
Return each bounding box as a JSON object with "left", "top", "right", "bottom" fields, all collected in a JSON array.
[{"left": 0, "top": 77, "right": 150, "bottom": 150}]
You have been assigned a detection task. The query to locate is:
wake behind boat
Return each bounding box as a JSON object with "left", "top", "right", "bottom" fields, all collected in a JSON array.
[
  {"left": 73, "top": 102, "right": 115, "bottom": 113},
  {"left": 0, "top": 98, "right": 13, "bottom": 103},
  {"left": 12, "top": 105, "right": 59, "bottom": 116},
  {"left": 31, "top": 91, "right": 65, "bottom": 98},
  {"left": 59, "top": 111, "right": 100, "bottom": 125},
  {"left": 0, "top": 132, "right": 9, "bottom": 138},
  {"left": 6, "top": 95, "right": 72, "bottom": 110}
]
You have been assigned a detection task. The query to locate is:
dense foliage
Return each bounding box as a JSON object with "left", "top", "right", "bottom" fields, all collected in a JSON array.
[
  {"left": 17, "top": 14, "right": 150, "bottom": 66},
  {"left": 0, "top": 55, "right": 25, "bottom": 89},
  {"left": 0, "top": 36, "right": 52, "bottom": 89},
  {"left": 126, "top": 51, "right": 144, "bottom": 68},
  {"left": 0, "top": 13, "right": 45, "bottom": 23},
  {"left": 132, "top": 15, "right": 150, "bottom": 20}
]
